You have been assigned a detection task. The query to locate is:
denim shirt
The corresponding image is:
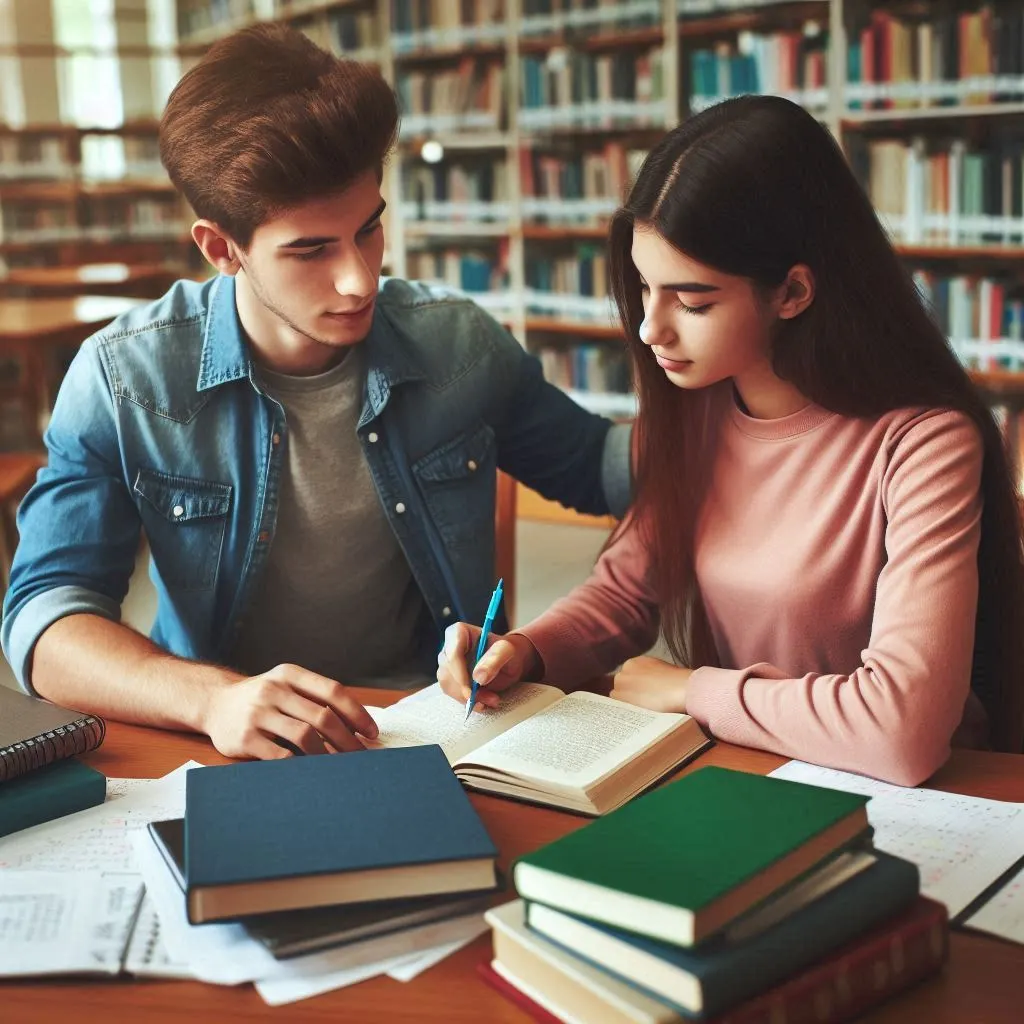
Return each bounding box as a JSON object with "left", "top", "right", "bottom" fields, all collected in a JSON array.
[{"left": 2, "top": 275, "right": 632, "bottom": 691}]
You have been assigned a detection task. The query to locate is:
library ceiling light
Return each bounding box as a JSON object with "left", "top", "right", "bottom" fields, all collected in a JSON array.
[{"left": 421, "top": 140, "right": 444, "bottom": 164}]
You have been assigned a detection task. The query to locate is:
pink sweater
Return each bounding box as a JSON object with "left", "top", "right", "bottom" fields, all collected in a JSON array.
[{"left": 518, "top": 398, "right": 985, "bottom": 786}]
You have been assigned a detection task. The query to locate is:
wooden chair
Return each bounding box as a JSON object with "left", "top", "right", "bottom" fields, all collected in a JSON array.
[
  {"left": 495, "top": 470, "right": 516, "bottom": 626},
  {"left": 0, "top": 452, "right": 44, "bottom": 597}
]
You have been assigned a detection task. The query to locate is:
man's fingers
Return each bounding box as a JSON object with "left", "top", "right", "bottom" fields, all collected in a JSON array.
[
  {"left": 444, "top": 622, "right": 470, "bottom": 658},
  {"left": 245, "top": 733, "right": 294, "bottom": 761},
  {"left": 274, "top": 690, "right": 363, "bottom": 753},
  {"left": 268, "top": 664, "right": 378, "bottom": 740},
  {"left": 257, "top": 710, "right": 329, "bottom": 755}
]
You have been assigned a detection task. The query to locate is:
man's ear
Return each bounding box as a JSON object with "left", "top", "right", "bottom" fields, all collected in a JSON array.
[
  {"left": 192, "top": 220, "right": 243, "bottom": 276},
  {"left": 776, "top": 265, "right": 815, "bottom": 320}
]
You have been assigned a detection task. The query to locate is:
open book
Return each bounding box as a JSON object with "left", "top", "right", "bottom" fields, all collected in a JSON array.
[{"left": 365, "top": 684, "right": 711, "bottom": 816}]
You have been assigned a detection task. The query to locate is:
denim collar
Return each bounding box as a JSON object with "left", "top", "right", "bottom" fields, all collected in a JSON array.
[{"left": 195, "top": 275, "right": 425, "bottom": 418}]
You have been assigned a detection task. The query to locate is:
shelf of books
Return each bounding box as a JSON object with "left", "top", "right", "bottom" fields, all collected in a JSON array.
[{"left": 103, "top": 0, "right": 1024, "bottom": 496}]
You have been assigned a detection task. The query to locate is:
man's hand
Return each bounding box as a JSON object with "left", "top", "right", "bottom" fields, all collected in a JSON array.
[
  {"left": 202, "top": 663, "right": 379, "bottom": 760},
  {"left": 436, "top": 623, "right": 541, "bottom": 711},
  {"left": 610, "top": 656, "right": 692, "bottom": 714}
]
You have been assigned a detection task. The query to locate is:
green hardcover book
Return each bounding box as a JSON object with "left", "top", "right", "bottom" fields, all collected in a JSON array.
[
  {"left": 0, "top": 758, "right": 106, "bottom": 838},
  {"left": 513, "top": 766, "right": 869, "bottom": 948}
]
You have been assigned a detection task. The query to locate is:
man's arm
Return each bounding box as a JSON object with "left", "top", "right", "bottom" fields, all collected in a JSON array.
[
  {"left": 2, "top": 340, "right": 376, "bottom": 759},
  {"left": 478, "top": 309, "right": 633, "bottom": 518}
]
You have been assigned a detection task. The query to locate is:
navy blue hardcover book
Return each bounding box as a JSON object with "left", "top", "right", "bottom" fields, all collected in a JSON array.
[
  {"left": 526, "top": 849, "right": 919, "bottom": 1020},
  {"left": 0, "top": 758, "right": 106, "bottom": 838},
  {"left": 183, "top": 744, "right": 498, "bottom": 924}
]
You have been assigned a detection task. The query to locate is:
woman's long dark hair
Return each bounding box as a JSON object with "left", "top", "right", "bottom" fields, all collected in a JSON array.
[{"left": 608, "top": 95, "right": 1024, "bottom": 753}]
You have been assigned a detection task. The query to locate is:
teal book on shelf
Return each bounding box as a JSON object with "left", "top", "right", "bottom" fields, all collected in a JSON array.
[{"left": 0, "top": 758, "right": 107, "bottom": 838}]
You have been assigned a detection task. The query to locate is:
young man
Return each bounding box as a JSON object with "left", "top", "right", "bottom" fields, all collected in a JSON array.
[{"left": 1, "top": 25, "right": 631, "bottom": 761}]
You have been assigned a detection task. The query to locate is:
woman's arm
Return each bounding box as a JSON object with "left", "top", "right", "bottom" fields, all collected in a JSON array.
[
  {"left": 685, "top": 412, "right": 983, "bottom": 787},
  {"left": 514, "top": 517, "right": 662, "bottom": 685}
]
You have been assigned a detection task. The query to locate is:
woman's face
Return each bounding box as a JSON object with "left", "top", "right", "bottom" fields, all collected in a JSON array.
[{"left": 630, "top": 225, "right": 779, "bottom": 392}]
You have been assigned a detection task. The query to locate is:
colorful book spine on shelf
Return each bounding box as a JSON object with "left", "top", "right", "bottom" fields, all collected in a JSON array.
[
  {"left": 177, "top": 0, "right": 255, "bottom": 42},
  {"left": 0, "top": 136, "right": 70, "bottom": 181},
  {"left": 913, "top": 270, "right": 1024, "bottom": 372},
  {"left": 847, "top": 5, "right": 1024, "bottom": 110},
  {"left": 520, "top": 143, "right": 646, "bottom": 224},
  {"left": 392, "top": 0, "right": 506, "bottom": 53},
  {"left": 398, "top": 59, "right": 505, "bottom": 135},
  {"left": 524, "top": 245, "right": 615, "bottom": 322},
  {"left": 537, "top": 344, "right": 631, "bottom": 397},
  {"left": 851, "top": 136, "right": 1024, "bottom": 248},
  {"left": 689, "top": 30, "right": 829, "bottom": 113},
  {"left": 678, "top": 0, "right": 823, "bottom": 16},
  {"left": 521, "top": 0, "right": 660, "bottom": 38},
  {"left": 406, "top": 242, "right": 514, "bottom": 317},
  {"left": 403, "top": 159, "right": 510, "bottom": 222},
  {"left": 519, "top": 49, "right": 665, "bottom": 129}
]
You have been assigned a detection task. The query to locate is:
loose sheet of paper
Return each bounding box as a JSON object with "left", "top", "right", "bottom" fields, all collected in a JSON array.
[
  {"left": 0, "top": 762, "right": 197, "bottom": 872},
  {"left": 256, "top": 921, "right": 489, "bottom": 1005},
  {"left": 366, "top": 682, "right": 559, "bottom": 763},
  {"left": 965, "top": 862, "right": 1024, "bottom": 944},
  {"left": 769, "top": 761, "right": 1024, "bottom": 918},
  {"left": 0, "top": 870, "right": 143, "bottom": 976},
  {"left": 122, "top": 891, "right": 195, "bottom": 979}
]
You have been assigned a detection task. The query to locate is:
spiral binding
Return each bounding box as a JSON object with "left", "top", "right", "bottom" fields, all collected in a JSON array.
[{"left": 0, "top": 716, "right": 106, "bottom": 783}]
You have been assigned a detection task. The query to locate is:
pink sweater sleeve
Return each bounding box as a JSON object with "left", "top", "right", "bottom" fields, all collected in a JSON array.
[
  {"left": 515, "top": 518, "right": 661, "bottom": 685},
  {"left": 686, "top": 414, "right": 983, "bottom": 787}
]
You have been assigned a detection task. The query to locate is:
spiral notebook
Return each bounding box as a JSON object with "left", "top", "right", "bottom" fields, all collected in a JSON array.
[{"left": 0, "top": 685, "right": 105, "bottom": 783}]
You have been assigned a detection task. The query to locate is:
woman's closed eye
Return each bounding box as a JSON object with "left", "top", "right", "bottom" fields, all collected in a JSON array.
[{"left": 680, "top": 301, "right": 712, "bottom": 316}]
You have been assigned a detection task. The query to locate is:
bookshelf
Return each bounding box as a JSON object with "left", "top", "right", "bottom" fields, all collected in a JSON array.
[{"left": 117, "top": 1, "right": 1024, "bottom": 489}]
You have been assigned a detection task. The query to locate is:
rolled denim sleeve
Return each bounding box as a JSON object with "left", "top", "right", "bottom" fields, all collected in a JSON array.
[
  {"left": 2, "top": 337, "right": 140, "bottom": 692},
  {"left": 480, "top": 308, "right": 634, "bottom": 517}
]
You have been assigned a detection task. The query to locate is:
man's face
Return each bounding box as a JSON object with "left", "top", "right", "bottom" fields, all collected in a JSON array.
[{"left": 237, "top": 169, "right": 386, "bottom": 353}]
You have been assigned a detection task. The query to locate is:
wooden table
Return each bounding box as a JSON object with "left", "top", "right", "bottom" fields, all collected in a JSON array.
[
  {"left": 3, "top": 689, "right": 1024, "bottom": 1023},
  {"left": 0, "top": 295, "right": 143, "bottom": 441}
]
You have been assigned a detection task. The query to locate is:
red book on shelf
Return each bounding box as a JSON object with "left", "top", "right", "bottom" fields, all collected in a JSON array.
[{"left": 481, "top": 897, "right": 948, "bottom": 1024}]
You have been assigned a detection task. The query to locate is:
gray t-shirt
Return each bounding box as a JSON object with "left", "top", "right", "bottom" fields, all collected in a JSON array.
[{"left": 229, "top": 349, "right": 431, "bottom": 686}]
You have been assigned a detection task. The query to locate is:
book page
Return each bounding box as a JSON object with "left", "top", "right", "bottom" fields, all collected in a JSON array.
[
  {"left": 464, "top": 691, "right": 686, "bottom": 788},
  {"left": 364, "top": 682, "right": 563, "bottom": 765},
  {"left": 770, "top": 760, "right": 1024, "bottom": 917},
  {"left": 0, "top": 870, "right": 143, "bottom": 976}
]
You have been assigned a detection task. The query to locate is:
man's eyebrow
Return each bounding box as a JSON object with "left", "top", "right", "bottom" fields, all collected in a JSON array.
[
  {"left": 278, "top": 201, "right": 387, "bottom": 248},
  {"left": 278, "top": 236, "right": 338, "bottom": 248}
]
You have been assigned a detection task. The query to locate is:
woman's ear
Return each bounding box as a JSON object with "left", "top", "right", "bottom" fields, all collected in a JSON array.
[{"left": 777, "top": 265, "right": 815, "bottom": 320}]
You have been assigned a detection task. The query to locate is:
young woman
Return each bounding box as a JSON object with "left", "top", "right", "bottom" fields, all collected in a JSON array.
[{"left": 438, "top": 95, "right": 1024, "bottom": 786}]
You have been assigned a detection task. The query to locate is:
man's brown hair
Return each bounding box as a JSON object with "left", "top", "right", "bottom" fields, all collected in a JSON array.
[{"left": 160, "top": 24, "right": 398, "bottom": 247}]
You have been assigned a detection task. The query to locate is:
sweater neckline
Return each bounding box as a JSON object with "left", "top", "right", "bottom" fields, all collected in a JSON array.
[{"left": 729, "top": 396, "right": 836, "bottom": 440}]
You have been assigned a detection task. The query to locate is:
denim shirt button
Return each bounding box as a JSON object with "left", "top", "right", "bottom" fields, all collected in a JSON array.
[
  {"left": 395, "top": 502, "right": 406, "bottom": 514},
  {"left": 467, "top": 459, "right": 478, "bottom": 472},
  {"left": 172, "top": 505, "right": 184, "bottom": 518},
  {"left": 442, "top": 606, "right": 451, "bottom": 617},
  {"left": 368, "top": 432, "right": 379, "bottom": 443}
]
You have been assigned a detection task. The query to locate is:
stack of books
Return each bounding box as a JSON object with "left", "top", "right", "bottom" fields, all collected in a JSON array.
[
  {"left": 482, "top": 766, "right": 949, "bottom": 1023},
  {"left": 145, "top": 745, "right": 503, "bottom": 961}
]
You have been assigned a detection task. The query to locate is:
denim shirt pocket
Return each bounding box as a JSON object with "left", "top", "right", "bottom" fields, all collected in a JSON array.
[
  {"left": 412, "top": 423, "right": 496, "bottom": 551},
  {"left": 133, "top": 469, "right": 232, "bottom": 592}
]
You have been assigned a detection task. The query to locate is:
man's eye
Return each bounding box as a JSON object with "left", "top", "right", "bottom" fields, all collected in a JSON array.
[
  {"left": 294, "top": 247, "right": 325, "bottom": 261},
  {"left": 359, "top": 219, "right": 382, "bottom": 237}
]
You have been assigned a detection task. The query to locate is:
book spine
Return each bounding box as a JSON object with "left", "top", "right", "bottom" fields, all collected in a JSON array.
[
  {"left": 717, "top": 900, "right": 948, "bottom": 1024},
  {"left": 0, "top": 716, "right": 106, "bottom": 783}
]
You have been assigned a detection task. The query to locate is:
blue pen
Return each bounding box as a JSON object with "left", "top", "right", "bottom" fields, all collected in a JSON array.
[{"left": 464, "top": 578, "right": 504, "bottom": 722}]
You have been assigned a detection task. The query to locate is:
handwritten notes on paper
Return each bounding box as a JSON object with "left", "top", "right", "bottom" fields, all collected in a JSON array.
[
  {"left": 966, "top": 863, "right": 1024, "bottom": 944},
  {"left": 0, "top": 871, "right": 143, "bottom": 976},
  {"left": 769, "top": 761, "right": 1024, "bottom": 919}
]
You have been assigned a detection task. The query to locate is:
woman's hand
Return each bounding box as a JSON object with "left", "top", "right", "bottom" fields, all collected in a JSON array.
[
  {"left": 437, "top": 622, "right": 542, "bottom": 711},
  {"left": 610, "top": 656, "right": 692, "bottom": 714}
]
